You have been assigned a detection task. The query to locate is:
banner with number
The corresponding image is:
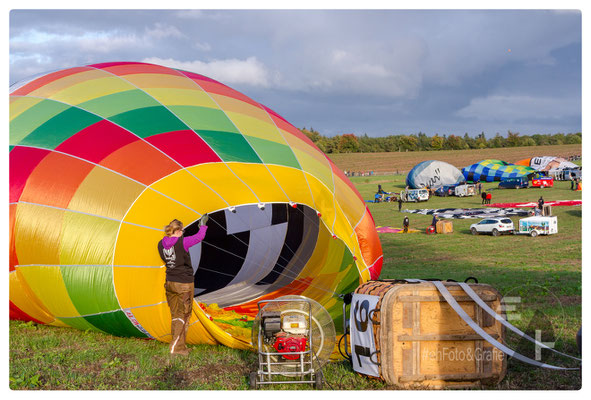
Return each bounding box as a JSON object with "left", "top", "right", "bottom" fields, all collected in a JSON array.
[{"left": 350, "top": 293, "right": 380, "bottom": 377}]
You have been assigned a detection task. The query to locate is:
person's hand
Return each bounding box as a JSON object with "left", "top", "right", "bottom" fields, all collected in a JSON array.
[{"left": 199, "top": 214, "right": 209, "bottom": 227}]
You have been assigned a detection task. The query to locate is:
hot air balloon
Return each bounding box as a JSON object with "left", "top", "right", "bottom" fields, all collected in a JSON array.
[
  {"left": 462, "top": 160, "right": 535, "bottom": 183},
  {"left": 406, "top": 160, "right": 464, "bottom": 189},
  {"left": 515, "top": 156, "right": 579, "bottom": 173},
  {"left": 9, "top": 62, "right": 383, "bottom": 350}
]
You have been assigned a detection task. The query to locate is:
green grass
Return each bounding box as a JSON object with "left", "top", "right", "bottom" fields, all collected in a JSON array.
[{"left": 10, "top": 176, "right": 581, "bottom": 390}]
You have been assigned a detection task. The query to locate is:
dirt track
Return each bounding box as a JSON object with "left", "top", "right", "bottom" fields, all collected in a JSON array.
[{"left": 328, "top": 144, "right": 581, "bottom": 174}]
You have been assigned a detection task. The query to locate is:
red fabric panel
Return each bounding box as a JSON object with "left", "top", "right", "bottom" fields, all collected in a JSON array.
[
  {"left": 355, "top": 207, "right": 383, "bottom": 279},
  {"left": 11, "top": 67, "right": 90, "bottom": 96},
  {"left": 93, "top": 62, "right": 180, "bottom": 77},
  {"left": 145, "top": 130, "right": 221, "bottom": 168},
  {"left": 9, "top": 301, "right": 44, "bottom": 324},
  {"left": 99, "top": 140, "right": 180, "bottom": 186},
  {"left": 56, "top": 119, "right": 139, "bottom": 164},
  {"left": 19, "top": 152, "right": 94, "bottom": 208},
  {"left": 9, "top": 146, "right": 51, "bottom": 203},
  {"left": 9, "top": 204, "right": 18, "bottom": 272}
]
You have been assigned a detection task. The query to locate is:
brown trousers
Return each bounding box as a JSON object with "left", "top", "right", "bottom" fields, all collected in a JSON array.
[{"left": 165, "top": 281, "right": 194, "bottom": 354}]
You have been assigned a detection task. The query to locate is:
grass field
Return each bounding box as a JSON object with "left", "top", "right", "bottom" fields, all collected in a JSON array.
[{"left": 9, "top": 146, "right": 582, "bottom": 390}]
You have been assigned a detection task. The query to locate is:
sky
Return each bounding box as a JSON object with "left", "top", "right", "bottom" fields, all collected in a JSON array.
[{"left": 8, "top": 8, "right": 583, "bottom": 138}]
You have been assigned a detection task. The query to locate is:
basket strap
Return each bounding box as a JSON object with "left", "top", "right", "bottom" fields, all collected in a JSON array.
[
  {"left": 405, "top": 279, "right": 579, "bottom": 371},
  {"left": 457, "top": 282, "right": 581, "bottom": 362}
]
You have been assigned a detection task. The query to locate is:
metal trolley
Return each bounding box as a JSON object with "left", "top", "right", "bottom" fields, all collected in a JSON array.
[{"left": 249, "top": 298, "right": 323, "bottom": 389}]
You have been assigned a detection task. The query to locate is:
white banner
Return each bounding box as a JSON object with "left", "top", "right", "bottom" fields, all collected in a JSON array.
[{"left": 350, "top": 293, "right": 380, "bottom": 377}]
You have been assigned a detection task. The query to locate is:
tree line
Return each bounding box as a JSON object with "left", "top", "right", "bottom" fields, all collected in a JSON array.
[{"left": 299, "top": 129, "right": 582, "bottom": 154}]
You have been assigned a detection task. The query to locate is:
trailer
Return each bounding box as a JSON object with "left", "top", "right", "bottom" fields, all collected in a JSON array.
[
  {"left": 454, "top": 184, "right": 476, "bottom": 197},
  {"left": 517, "top": 216, "right": 557, "bottom": 237},
  {"left": 531, "top": 177, "right": 554, "bottom": 188}
]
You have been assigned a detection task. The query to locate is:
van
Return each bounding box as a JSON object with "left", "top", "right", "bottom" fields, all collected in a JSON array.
[
  {"left": 498, "top": 177, "right": 528, "bottom": 189},
  {"left": 401, "top": 188, "right": 429, "bottom": 202}
]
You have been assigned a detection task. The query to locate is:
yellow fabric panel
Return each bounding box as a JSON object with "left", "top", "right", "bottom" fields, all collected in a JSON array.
[
  {"left": 113, "top": 266, "right": 166, "bottom": 309},
  {"left": 10, "top": 96, "right": 44, "bottom": 121},
  {"left": 127, "top": 302, "right": 173, "bottom": 342},
  {"left": 301, "top": 236, "right": 346, "bottom": 300},
  {"left": 210, "top": 92, "right": 266, "bottom": 120},
  {"left": 14, "top": 203, "right": 63, "bottom": 266},
  {"left": 332, "top": 201, "right": 357, "bottom": 253},
  {"left": 291, "top": 146, "right": 334, "bottom": 192},
  {"left": 266, "top": 165, "right": 316, "bottom": 209},
  {"left": 193, "top": 306, "right": 251, "bottom": 350},
  {"left": 59, "top": 212, "right": 119, "bottom": 265},
  {"left": 112, "top": 224, "right": 163, "bottom": 267},
  {"left": 334, "top": 175, "right": 366, "bottom": 228},
  {"left": 67, "top": 166, "right": 145, "bottom": 220},
  {"left": 9, "top": 270, "right": 55, "bottom": 324},
  {"left": 142, "top": 87, "right": 219, "bottom": 109},
  {"left": 122, "top": 73, "right": 200, "bottom": 90},
  {"left": 149, "top": 169, "right": 229, "bottom": 217},
  {"left": 224, "top": 111, "right": 286, "bottom": 145},
  {"left": 304, "top": 173, "right": 337, "bottom": 234},
  {"left": 225, "top": 163, "right": 289, "bottom": 204},
  {"left": 186, "top": 315, "right": 219, "bottom": 345},
  {"left": 50, "top": 76, "right": 135, "bottom": 105},
  {"left": 185, "top": 163, "right": 259, "bottom": 206},
  {"left": 17, "top": 265, "right": 80, "bottom": 318},
  {"left": 122, "top": 188, "right": 201, "bottom": 231},
  {"left": 28, "top": 68, "right": 107, "bottom": 99}
]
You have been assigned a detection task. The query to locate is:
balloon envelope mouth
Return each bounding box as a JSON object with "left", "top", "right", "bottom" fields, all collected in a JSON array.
[{"left": 185, "top": 203, "right": 322, "bottom": 307}]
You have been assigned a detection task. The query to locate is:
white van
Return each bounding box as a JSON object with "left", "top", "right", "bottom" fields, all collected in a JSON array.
[
  {"left": 517, "top": 216, "right": 558, "bottom": 237},
  {"left": 401, "top": 188, "right": 429, "bottom": 202}
]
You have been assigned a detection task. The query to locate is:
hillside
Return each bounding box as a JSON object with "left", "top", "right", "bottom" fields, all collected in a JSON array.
[{"left": 327, "top": 144, "right": 582, "bottom": 174}]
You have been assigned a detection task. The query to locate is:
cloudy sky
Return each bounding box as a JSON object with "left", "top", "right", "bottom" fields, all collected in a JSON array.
[{"left": 9, "top": 8, "right": 582, "bottom": 138}]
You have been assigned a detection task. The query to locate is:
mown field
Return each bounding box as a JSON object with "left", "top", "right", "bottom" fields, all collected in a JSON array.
[{"left": 9, "top": 145, "right": 582, "bottom": 390}]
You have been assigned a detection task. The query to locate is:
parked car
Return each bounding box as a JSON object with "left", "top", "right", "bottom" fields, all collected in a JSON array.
[
  {"left": 470, "top": 218, "right": 514, "bottom": 236},
  {"left": 531, "top": 176, "right": 554, "bottom": 188},
  {"left": 433, "top": 185, "right": 458, "bottom": 197},
  {"left": 498, "top": 177, "right": 528, "bottom": 189}
]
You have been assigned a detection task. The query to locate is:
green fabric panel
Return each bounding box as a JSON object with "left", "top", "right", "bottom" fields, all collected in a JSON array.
[
  {"left": 168, "top": 105, "right": 240, "bottom": 134},
  {"left": 108, "top": 106, "right": 189, "bottom": 138},
  {"left": 19, "top": 106, "right": 102, "bottom": 149},
  {"left": 60, "top": 266, "right": 120, "bottom": 316},
  {"left": 196, "top": 130, "right": 262, "bottom": 163},
  {"left": 9, "top": 145, "right": 15, "bottom": 152},
  {"left": 10, "top": 99, "right": 70, "bottom": 145},
  {"left": 334, "top": 249, "right": 359, "bottom": 296},
  {"left": 77, "top": 89, "right": 161, "bottom": 118},
  {"left": 57, "top": 316, "right": 105, "bottom": 333},
  {"left": 84, "top": 310, "right": 148, "bottom": 338},
  {"left": 244, "top": 135, "right": 301, "bottom": 169}
]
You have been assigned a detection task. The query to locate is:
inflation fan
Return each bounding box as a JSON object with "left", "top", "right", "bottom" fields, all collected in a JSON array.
[{"left": 249, "top": 295, "right": 336, "bottom": 389}]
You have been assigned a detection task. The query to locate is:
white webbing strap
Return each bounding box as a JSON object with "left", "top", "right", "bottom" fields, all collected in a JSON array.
[
  {"left": 457, "top": 282, "right": 581, "bottom": 362},
  {"left": 405, "top": 279, "right": 579, "bottom": 371}
]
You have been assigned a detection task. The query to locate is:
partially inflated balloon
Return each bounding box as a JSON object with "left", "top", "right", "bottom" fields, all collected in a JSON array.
[
  {"left": 462, "top": 159, "right": 535, "bottom": 183},
  {"left": 9, "top": 62, "right": 383, "bottom": 349},
  {"left": 406, "top": 160, "right": 464, "bottom": 189},
  {"left": 515, "top": 156, "right": 579, "bottom": 172}
]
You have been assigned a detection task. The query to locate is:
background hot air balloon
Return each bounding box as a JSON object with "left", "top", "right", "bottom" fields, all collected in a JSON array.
[
  {"left": 9, "top": 62, "right": 383, "bottom": 350},
  {"left": 462, "top": 159, "right": 535, "bottom": 183},
  {"left": 515, "top": 156, "right": 579, "bottom": 173},
  {"left": 405, "top": 160, "right": 464, "bottom": 189}
]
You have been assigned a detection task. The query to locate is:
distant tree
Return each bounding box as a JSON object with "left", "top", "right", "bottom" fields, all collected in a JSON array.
[
  {"left": 522, "top": 137, "right": 536, "bottom": 146},
  {"left": 338, "top": 134, "right": 360, "bottom": 153},
  {"left": 489, "top": 133, "right": 506, "bottom": 148},
  {"left": 463, "top": 133, "right": 477, "bottom": 149},
  {"left": 475, "top": 132, "right": 488, "bottom": 149},
  {"left": 398, "top": 135, "right": 418, "bottom": 151},
  {"left": 506, "top": 131, "right": 521, "bottom": 147},
  {"left": 444, "top": 134, "right": 468, "bottom": 150},
  {"left": 565, "top": 133, "right": 582, "bottom": 144},
  {"left": 430, "top": 134, "right": 444, "bottom": 150}
]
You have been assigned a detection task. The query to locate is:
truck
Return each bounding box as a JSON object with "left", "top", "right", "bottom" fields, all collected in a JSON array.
[{"left": 517, "top": 216, "right": 558, "bottom": 237}]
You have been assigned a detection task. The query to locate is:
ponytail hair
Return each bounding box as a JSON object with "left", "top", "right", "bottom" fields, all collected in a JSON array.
[{"left": 164, "top": 219, "right": 183, "bottom": 237}]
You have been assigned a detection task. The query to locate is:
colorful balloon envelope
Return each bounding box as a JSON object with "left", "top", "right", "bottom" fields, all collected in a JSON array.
[
  {"left": 515, "top": 156, "right": 579, "bottom": 172},
  {"left": 462, "top": 159, "right": 535, "bottom": 183},
  {"left": 406, "top": 160, "right": 464, "bottom": 189},
  {"left": 9, "top": 62, "right": 383, "bottom": 349}
]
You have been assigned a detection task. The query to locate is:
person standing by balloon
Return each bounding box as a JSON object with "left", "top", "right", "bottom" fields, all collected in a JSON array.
[{"left": 157, "top": 215, "right": 209, "bottom": 355}]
